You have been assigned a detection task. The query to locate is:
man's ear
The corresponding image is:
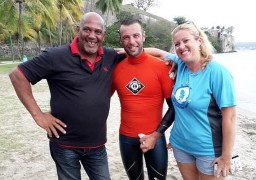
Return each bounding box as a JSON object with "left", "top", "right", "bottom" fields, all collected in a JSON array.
[
  {"left": 76, "top": 25, "right": 80, "bottom": 33},
  {"left": 143, "top": 31, "right": 146, "bottom": 42},
  {"left": 102, "top": 31, "right": 106, "bottom": 42},
  {"left": 119, "top": 36, "right": 123, "bottom": 47}
]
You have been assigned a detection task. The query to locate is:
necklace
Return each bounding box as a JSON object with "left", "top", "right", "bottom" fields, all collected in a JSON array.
[{"left": 185, "top": 68, "right": 190, "bottom": 86}]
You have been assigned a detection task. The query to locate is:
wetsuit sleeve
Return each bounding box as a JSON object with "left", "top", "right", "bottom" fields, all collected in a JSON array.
[{"left": 156, "top": 98, "right": 175, "bottom": 134}]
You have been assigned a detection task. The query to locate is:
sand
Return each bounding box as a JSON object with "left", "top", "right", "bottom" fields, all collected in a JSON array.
[{"left": 0, "top": 74, "right": 255, "bottom": 180}]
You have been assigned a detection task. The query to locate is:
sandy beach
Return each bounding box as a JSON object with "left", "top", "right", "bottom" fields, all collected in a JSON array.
[{"left": 0, "top": 74, "right": 255, "bottom": 180}]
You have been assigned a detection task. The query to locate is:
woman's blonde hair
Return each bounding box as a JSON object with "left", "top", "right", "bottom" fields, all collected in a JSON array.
[{"left": 171, "top": 22, "right": 215, "bottom": 68}]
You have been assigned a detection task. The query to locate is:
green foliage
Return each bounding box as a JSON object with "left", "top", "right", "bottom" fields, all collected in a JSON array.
[
  {"left": 105, "top": 11, "right": 174, "bottom": 51},
  {"left": 205, "top": 31, "right": 222, "bottom": 53},
  {"left": 104, "top": 22, "right": 120, "bottom": 48},
  {"left": 116, "top": 11, "right": 142, "bottom": 23},
  {"left": 146, "top": 20, "right": 173, "bottom": 51},
  {"left": 0, "top": 0, "right": 83, "bottom": 47},
  {"left": 96, "top": 0, "right": 123, "bottom": 14},
  {"left": 173, "top": 16, "right": 188, "bottom": 25}
]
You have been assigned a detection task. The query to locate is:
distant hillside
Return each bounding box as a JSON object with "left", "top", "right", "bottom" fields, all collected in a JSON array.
[
  {"left": 121, "top": 4, "right": 176, "bottom": 26},
  {"left": 235, "top": 42, "right": 256, "bottom": 50}
]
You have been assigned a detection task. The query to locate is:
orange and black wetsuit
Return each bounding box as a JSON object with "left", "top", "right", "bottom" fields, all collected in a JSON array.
[{"left": 112, "top": 51, "right": 175, "bottom": 180}]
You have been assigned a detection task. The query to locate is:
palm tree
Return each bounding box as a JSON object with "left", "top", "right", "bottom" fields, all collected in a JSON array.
[
  {"left": 56, "top": 0, "right": 83, "bottom": 46},
  {"left": 26, "top": 0, "right": 58, "bottom": 52},
  {"left": 15, "top": 0, "right": 25, "bottom": 60},
  {"left": 0, "top": 0, "right": 84, "bottom": 58},
  {"left": 0, "top": 0, "right": 20, "bottom": 60},
  {"left": 96, "top": 0, "right": 123, "bottom": 26},
  {"left": 84, "top": 0, "right": 97, "bottom": 12},
  {"left": 96, "top": 0, "right": 123, "bottom": 14}
]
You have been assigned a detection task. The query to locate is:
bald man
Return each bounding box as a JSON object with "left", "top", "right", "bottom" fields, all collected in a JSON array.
[{"left": 9, "top": 12, "right": 125, "bottom": 180}]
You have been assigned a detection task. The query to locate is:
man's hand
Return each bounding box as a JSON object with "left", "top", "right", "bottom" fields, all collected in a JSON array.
[
  {"left": 139, "top": 131, "right": 162, "bottom": 153},
  {"left": 115, "top": 48, "right": 126, "bottom": 54},
  {"left": 34, "top": 112, "right": 67, "bottom": 138}
]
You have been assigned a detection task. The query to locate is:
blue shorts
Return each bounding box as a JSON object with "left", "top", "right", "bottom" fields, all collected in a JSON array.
[{"left": 172, "top": 146, "right": 215, "bottom": 175}]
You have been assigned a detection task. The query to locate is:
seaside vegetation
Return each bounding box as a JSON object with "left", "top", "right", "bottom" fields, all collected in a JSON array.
[{"left": 0, "top": 1, "right": 223, "bottom": 62}]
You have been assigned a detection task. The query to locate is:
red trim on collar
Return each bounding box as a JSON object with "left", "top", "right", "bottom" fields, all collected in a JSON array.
[
  {"left": 70, "top": 36, "right": 103, "bottom": 56},
  {"left": 70, "top": 36, "right": 104, "bottom": 71}
]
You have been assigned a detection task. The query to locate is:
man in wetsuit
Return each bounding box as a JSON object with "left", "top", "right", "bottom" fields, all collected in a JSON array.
[{"left": 111, "top": 19, "right": 175, "bottom": 180}]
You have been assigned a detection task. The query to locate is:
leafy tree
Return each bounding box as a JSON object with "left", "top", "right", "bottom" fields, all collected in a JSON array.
[
  {"left": 96, "top": 0, "right": 123, "bottom": 13},
  {"left": 15, "top": 0, "right": 24, "bottom": 59},
  {"left": 205, "top": 31, "right": 222, "bottom": 53},
  {"left": 84, "top": 0, "right": 96, "bottom": 12},
  {"left": 56, "top": 0, "right": 84, "bottom": 45},
  {"left": 173, "top": 16, "right": 188, "bottom": 25},
  {"left": 104, "top": 11, "right": 174, "bottom": 51},
  {"left": 96, "top": 0, "right": 123, "bottom": 26},
  {"left": 147, "top": 20, "right": 173, "bottom": 51},
  {"left": 25, "top": 0, "right": 58, "bottom": 53},
  {"left": 0, "top": 0, "right": 18, "bottom": 42},
  {"left": 0, "top": 0, "right": 53, "bottom": 59},
  {"left": 104, "top": 22, "right": 120, "bottom": 48},
  {"left": 0, "top": 0, "right": 83, "bottom": 59},
  {"left": 131, "top": 0, "right": 158, "bottom": 11},
  {"left": 116, "top": 11, "right": 139, "bottom": 23}
]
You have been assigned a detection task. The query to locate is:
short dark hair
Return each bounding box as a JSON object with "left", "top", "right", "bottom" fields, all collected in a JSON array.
[
  {"left": 119, "top": 18, "right": 144, "bottom": 34},
  {"left": 120, "top": 18, "right": 143, "bottom": 27}
]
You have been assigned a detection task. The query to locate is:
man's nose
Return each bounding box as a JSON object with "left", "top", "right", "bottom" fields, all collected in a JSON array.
[
  {"left": 129, "top": 37, "right": 136, "bottom": 44},
  {"left": 88, "top": 31, "right": 97, "bottom": 38}
]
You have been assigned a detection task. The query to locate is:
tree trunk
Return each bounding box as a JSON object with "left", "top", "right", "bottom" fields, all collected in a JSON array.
[
  {"left": 58, "top": 5, "right": 63, "bottom": 46},
  {"left": 105, "top": 10, "right": 110, "bottom": 27},
  {"left": 37, "top": 30, "right": 41, "bottom": 54},
  {"left": 16, "top": 0, "right": 24, "bottom": 61},
  {"left": 90, "top": 0, "right": 94, "bottom": 11},
  {"left": 84, "top": 0, "right": 89, "bottom": 12},
  {"left": 48, "top": 28, "right": 53, "bottom": 47},
  {"left": 9, "top": 32, "right": 15, "bottom": 62}
]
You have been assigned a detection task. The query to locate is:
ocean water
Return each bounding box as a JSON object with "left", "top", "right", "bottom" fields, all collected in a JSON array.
[{"left": 214, "top": 50, "right": 256, "bottom": 113}]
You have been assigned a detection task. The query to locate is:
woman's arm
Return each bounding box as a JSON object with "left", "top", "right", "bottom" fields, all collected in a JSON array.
[
  {"left": 214, "top": 106, "right": 236, "bottom": 176},
  {"left": 221, "top": 106, "right": 236, "bottom": 159},
  {"left": 115, "top": 47, "right": 169, "bottom": 60},
  {"left": 144, "top": 48, "right": 169, "bottom": 60}
]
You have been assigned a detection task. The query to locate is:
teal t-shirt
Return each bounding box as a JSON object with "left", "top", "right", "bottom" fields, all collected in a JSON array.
[{"left": 166, "top": 53, "right": 236, "bottom": 156}]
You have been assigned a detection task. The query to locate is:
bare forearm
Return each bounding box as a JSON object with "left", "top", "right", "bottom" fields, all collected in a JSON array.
[
  {"left": 221, "top": 106, "right": 237, "bottom": 158},
  {"left": 144, "top": 48, "right": 168, "bottom": 59}
]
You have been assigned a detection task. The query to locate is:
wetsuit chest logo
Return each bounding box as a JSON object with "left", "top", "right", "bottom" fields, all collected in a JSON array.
[{"left": 126, "top": 78, "right": 145, "bottom": 95}]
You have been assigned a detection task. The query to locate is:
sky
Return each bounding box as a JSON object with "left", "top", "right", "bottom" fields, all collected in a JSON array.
[{"left": 123, "top": 0, "right": 255, "bottom": 42}]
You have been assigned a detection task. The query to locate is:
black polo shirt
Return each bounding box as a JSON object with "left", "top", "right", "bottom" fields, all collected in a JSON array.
[{"left": 19, "top": 39, "right": 122, "bottom": 147}]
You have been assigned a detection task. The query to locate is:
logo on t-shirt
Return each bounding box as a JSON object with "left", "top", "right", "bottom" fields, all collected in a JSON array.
[
  {"left": 126, "top": 78, "right": 144, "bottom": 95},
  {"left": 172, "top": 85, "right": 190, "bottom": 108},
  {"left": 103, "top": 66, "right": 109, "bottom": 72}
]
